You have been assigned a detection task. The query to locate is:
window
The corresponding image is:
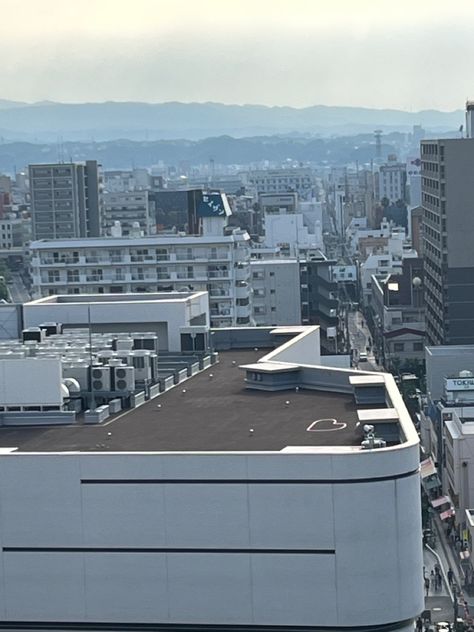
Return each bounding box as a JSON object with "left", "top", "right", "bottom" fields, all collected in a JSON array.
[
  {"left": 270, "top": 289, "right": 275, "bottom": 294},
  {"left": 413, "top": 342, "right": 424, "bottom": 351},
  {"left": 269, "top": 272, "right": 275, "bottom": 277},
  {"left": 393, "top": 342, "right": 405, "bottom": 352}
]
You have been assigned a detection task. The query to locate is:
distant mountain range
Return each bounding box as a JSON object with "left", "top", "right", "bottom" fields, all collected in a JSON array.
[
  {"left": 0, "top": 132, "right": 427, "bottom": 173},
  {"left": 0, "top": 100, "right": 464, "bottom": 142}
]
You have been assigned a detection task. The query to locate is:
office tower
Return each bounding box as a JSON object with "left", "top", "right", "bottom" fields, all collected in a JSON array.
[
  {"left": 29, "top": 161, "right": 103, "bottom": 240},
  {"left": 421, "top": 137, "right": 474, "bottom": 344}
]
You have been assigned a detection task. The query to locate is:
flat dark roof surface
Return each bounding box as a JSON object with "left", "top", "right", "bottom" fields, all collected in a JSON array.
[{"left": 0, "top": 350, "right": 364, "bottom": 453}]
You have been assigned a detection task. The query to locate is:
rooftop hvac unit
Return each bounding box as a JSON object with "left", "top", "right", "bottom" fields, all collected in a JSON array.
[
  {"left": 133, "top": 334, "right": 159, "bottom": 353},
  {"left": 111, "top": 365, "right": 135, "bottom": 392},
  {"left": 113, "top": 337, "right": 134, "bottom": 352},
  {"left": 39, "top": 322, "right": 63, "bottom": 336},
  {"left": 90, "top": 365, "right": 111, "bottom": 391},
  {"left": 150, "top": 353, "right": 158, "bottom": 381},
  {"left": 62, "top": 362, "right": 89, "bottom": 391},
  {"left": 129, "top": 350, "right": 152, "bottom": 382},
  {"left": 97, "top": 350, "right": 116, "bottom": 364},
  {"left": 22, "top": 327, "right": 45, "bottom": 343}
]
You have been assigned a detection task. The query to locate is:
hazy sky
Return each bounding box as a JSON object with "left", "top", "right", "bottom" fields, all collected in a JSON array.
[{"left": 2, "top": 0, "right": 474, "bottom": 110}]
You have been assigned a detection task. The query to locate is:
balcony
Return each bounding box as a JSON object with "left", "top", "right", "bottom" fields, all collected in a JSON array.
[
  {"left": 235, "top": 265, "right": 250, "bottom": 281},
  {"left": 210, "top": 308, "right": 232, "bottom": 317},
  {"left": 236, "top": 284, "right": 250, "bottom": 299},
  {"left": 209, "top": 288, "right": 232, "bottom": 298},
  {"left": 208, "top": 270, "right": 229, "bottom": 279},
  {"left": 237, "top": 305, "right": 251, "bottom": 318}
]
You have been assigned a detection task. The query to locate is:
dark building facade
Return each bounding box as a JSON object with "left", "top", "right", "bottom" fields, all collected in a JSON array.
[
  {"left": 300, "top": 255, "right": 339, "bottom": 353},
  {"left": 421, "top": 138, "right": 474, "bottom": 345},
  {"left": 150, "top": 189, "right": 203, "bottom": 234},
  {"left": 29, "top": 161, "right": 102, "bottom": 240}
]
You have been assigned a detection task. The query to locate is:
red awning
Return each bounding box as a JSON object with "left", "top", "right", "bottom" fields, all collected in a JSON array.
[
  {"left": 440, "top": 508, "right": 456, "bottom": 520},
  {"left": 421, "top": 457, "right": 437, "bottom": 479},
  {"left": 432, "top": 495, "right": 452, "bottom": 508}
]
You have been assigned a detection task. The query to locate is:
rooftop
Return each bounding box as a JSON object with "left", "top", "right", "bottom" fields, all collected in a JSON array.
[
  {"left": 27, "top": 291, "right": 203, "bottom": 305},
  {"left": 0, "top": 349, "right": 365, "bottom": 453}
]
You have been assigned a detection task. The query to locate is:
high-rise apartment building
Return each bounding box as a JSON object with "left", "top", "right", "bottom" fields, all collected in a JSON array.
[
  {"left": 421, "top": 138, "right": 474, "bottom": 345},
  {"left": 29, "top": 161, "right": 103, "bottom": 240}
]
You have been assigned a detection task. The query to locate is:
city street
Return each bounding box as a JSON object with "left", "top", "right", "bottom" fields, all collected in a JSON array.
[
  {"left": 347, "top": 309, "right": 380, "bottom": 370},
  {"left": 8, "top": 272, "right": 31, "bottom": 304}
]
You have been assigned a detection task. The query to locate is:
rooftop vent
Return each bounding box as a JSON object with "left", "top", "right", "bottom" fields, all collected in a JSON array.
[{"left": 459, "top": 370, "right": 473, "bottom": 378}]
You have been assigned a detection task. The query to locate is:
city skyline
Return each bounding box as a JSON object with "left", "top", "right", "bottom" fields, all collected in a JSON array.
[{"left": 2, "top": 0, "right": 474, "bottom": 111}]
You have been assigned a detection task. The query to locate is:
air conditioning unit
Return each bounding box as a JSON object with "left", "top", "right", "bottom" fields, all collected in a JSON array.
[
  {"left": 111, "top": 365, "right": 135, "bottom": 392},
  {"left": 129, "top": 350, "right": 152, "bottom": 382},
  {"left": 133, "top": 334, "right": 159, "bottom": 353},
  {"left": 62, "top": 362, "right": 89, "bottom": 391},
  {"left": 90, "top": 365, "right": 111, "bottom": 391}
]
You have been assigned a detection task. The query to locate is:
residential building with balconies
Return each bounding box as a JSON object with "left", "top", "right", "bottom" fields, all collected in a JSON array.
[{"left": 29, "top": 230, "right": 252, "bottom": 328}]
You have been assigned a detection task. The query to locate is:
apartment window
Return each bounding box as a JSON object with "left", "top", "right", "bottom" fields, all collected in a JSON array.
[
  {"left": 47, "top": 270, "right": 60, "bottom": 283},
  {"left": 270, "top": 289, "right": 275, "bottom": 294},
  {"left": 269, "top": 272, "right": 275, "bottom": 277},
  {"left": 67, "top": 270, "right": 80, "bottom": 283},
  {"left": 252, "top": 271, "right": 264, "bottom": 280},
  {"left": 393, "top": 343, "right": 405, "bottom": 352}
]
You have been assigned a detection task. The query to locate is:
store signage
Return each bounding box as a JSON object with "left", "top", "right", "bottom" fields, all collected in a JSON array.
[{"left": 445, "top": 378, "right": 474, "bottom": 391}]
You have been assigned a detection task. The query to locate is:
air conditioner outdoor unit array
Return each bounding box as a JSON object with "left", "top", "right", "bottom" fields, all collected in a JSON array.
[
  {"left": 91, "top": 366, "right": 111, "bottom": 391},
  {"left": 111, "top": 365, "right": 135, "bottom": 392}
]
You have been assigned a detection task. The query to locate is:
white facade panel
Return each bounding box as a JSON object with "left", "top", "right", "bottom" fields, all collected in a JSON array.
[
  {"left": 251, "top": 554, "right": 337, "bottom": 626},
  {"left": 3, "top": 552, "right": 85, "bottom": 621},
  {"left": 248, "top": 484, "right": 334, "bottom": 548},
  {"left": 84, "top": 554, "right": 168, "bottom": 622},
  {"left": 164, "top": 484, "right": 250, "bottom": 547},
  {"left": 167, "top": 554, "right": 253, "bottom": 623},
  {"left": 0, "top": 456, "right": 82, "bottom": 547},
  {"left": 82, "top": 484, "right": 167, "bottom": 547}
]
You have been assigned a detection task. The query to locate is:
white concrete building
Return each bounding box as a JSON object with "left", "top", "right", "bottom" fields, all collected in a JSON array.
[
  {"left": 0, "top": 325, "right": 423, "bottom": 631},
  {"left": 0, "top": 217, "right": 28, "bottom": 250},
  {"left": 102, "top": 191, "right": 151, "bottom": 237},
  {"left": 29, "top": 231, "right": 252, "bottom": 328},
  {"left": 247, "top": 168, "right": 314, "bottom": 200},
  {"left": 406, "top": 156, "right": 422, "bottom": 211},
  {"left": 250, "top": 259, "right": 301, "bottom": 326},
  {"left": 24, "top": 291, "right": 209, "bottom": 352},
  {"left": 378, "top": 160, "right": 407, "bottom": 203}
]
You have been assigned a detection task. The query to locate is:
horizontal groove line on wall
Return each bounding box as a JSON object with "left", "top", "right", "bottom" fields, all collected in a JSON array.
[
  {"left": 2, "top": 547, "right": 335, "bottom": 555},
  {"left": 80, "top": 470, "right": 418, "bottom": 486}
]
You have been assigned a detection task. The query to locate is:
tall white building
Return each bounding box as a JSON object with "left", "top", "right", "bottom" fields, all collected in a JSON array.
[
  {"left": 378, "top": 159, "right": 407, "bottom": 204},
  {"left": 0, "top": 325, "right": 423, "bottom": 631},
  {"left": 30, "top": 231, "right": 252, "bottom": 328}
]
